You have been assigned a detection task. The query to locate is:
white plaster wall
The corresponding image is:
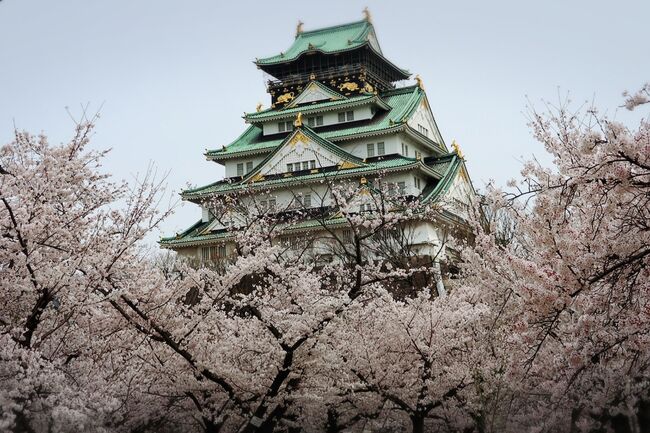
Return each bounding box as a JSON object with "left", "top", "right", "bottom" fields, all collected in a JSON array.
[
  {"left": 407, "top": 99, "right": 444, "bottom": 145},
  {"left": 442, "top": 169, "right": 474, "bottom": 220},
  {"left": 224, "top": 156, "right": 267, "bottom": 178},
  {"left": 338, "top": 134, "right": 400, "bottom": 159},
  {"left": 251, "top": 184, "right": 330, "bottom": 209},
  {"left": 383, "top": 172, "right": 425, "bottom": 196},
  {"left": 201, "top": 206, "right": 211, "bottom": 223}
]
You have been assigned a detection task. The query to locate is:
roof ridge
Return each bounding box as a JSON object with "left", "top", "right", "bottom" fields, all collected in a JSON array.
[
  {"left": 380, "top": 84, "right": 419, "bottom": 97},
  {"left": 391, "top": 86, "right": 422, "bottom": 121},
  {"left": 298, "top": 19, "right": 369, "bottom": 37}
]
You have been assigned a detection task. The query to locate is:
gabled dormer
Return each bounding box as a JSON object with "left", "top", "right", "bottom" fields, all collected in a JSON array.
[
  {"left": 242, "top": 124, "right": 365, "bottom": 180},
  {"left": 285, "top": 81, "right": 346, "bottom": 107}
]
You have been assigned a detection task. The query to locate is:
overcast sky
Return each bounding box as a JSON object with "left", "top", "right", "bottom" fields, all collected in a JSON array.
[{"left": 1, "top": 0, "right": 648, "bottom": 245}]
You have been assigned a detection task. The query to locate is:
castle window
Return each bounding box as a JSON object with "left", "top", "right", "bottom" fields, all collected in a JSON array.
[
  {"left": 414, "top": 177, "right": 421, "bottom": 189},
  {"left": 401, "top": 143, "right": 409, "bottom": 156},
  {"left": 236, "top": 163, "right": 244, "bottom": 176},
  {"left": 453, "top": 198, "right": 470, "bottom": 213},
  {"left": 342, "top": 229, "right": 353, "bottom": 243},
  {"left": 377, "top": 142, "right": 385, "bottom": 155},
  {"left": 367, "top": 143, "right": 375, "bottom": 158},
  {"left": 302, "top": 161, "right": 310, "bottom": 170},
  {"left": 360, "top": 203, "right": 373, "bottom": 212},
  {"left": 295, "top": 193, "right": 312, "bottom": 208},
  {"left": 246, "top": 161, "right": 253, "bottom": 173},
  {"left": 397, "top": 181, "right": 406, "bottom": 195},
  {"left": 309, "top": 160, "right": 316, "bottom": 169},
  {"left": 201, "top": 245, "right": 227, "bottom": 263},
  {"left": 281, "top": 236, "right": 302, "bottom": 250},
  {"left": 307, "top": 115, "right": 323, "bottom": 127},
  {"left": 278, "top": 121, "right": 293, "bottom": 132},
  {"left": 338, "top": 111, "right": 354, "bottom": 123},
  {"left": 418, "top": 124, "right": 429, "bottom": 136},
  {"left": 260, "top": 197, "right": 277, "bottom": 211},
  {"left": 287, "top": 163, "right": 294, "bottom": 172}
]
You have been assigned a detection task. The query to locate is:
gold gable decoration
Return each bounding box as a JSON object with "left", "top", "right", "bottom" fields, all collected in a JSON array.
[
  {"left": 451, "top": 139, "right": 465, "bottom": 160},
  {"left": 363, "top": 7, "right": 372, "bottom": 23},
  {"left": 251, "top": 173, "right": 265, "bottom": 183},
  {"left": 294, "top": 112, "right": 303, "bottom": 127},
  {"left": 415, "top": 74, "right": 425, "bottom": 90},
  {"left": 338, "top": 160, "right": 359, "bottom": 170},
  {"left": 288, "top": 130, "right": 309, "bottom": 147}
]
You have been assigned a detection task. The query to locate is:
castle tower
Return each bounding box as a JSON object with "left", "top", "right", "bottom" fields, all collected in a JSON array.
[{"left": 161, "top": 14, "right": 474, "bottom": 269}]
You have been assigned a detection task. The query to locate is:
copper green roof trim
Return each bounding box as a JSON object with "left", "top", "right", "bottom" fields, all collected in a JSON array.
[
  {"left": 256, "top": 20, "right": 408, "bottom": 77},
  {"left": 160, "top": 227, "right": 231, "bottom": 248},
  {"left": 160, "top": 215, "right": 351, "bottom": 248},
  {"left": 207, "top": 86, "right": 425, "bottom": 160},
  {"left": 257, "top": 20, "right": 371, "bottom": 64},
  {"left": 183, "top": 155, "right": 447, "bottom": 201},
  {"left": 245, "top": 94, "right": 390, "bottom": 123},
  {"left": 160, "top": 219, "right": 215, "bottom": 244},
  {"left": 421, "top": 154, "right": 462, "bottom": 204}
]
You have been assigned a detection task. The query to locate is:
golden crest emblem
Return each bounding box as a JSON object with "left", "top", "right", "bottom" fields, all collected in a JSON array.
[
  {"left": 277, "top": 92, "right": 295, "bottom": 104},
  {"left": 338, "top": 82, "right": 359, "bottom": 92}
]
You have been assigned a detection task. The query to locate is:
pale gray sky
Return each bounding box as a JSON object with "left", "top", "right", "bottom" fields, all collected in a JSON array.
[{"left": 1, "top": 0, "right": 648, "bottom": 243}]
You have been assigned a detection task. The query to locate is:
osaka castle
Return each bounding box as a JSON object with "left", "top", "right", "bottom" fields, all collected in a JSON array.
[{"left": 161, "top": 12, "right": 474, "bottom": 269}]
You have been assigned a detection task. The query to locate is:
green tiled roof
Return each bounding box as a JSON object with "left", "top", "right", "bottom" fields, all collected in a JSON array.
[
  {"left": 183, "top": 155, "right": 425, "bottom": 200},
  {"left": 207, "top": 85, "right": 425, "bottom": 160},
  {"left": 421, "top": 154, "right": 463, "bottom": 203},
  {"left": 160, "top": 216, "right": 350, "bottom": 248},
  {"left": 256, "top": 20, "right": 401, "bottom": 68},
  {"left": 244, "top": 93, "right": 389, "bottom": 123},
  {"left": 163, "top": 153, "right": 465, "bottom": 248},
  {"left": 160, "top": 219, "right": 214, "bottom": 244},
  {"left": 160, "top": 224, "right": 231, "bottom": 248},
  {"left": 257, "top": 20, "right": 370, "bottom": 65},
  {"left": 183, "top": 151, "right": 455, "bottom": 201}
]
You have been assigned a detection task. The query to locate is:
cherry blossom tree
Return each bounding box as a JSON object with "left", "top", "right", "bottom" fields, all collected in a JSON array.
[
  {"left": 0, "top": 118, "right": 175, "bottom": 432},
  {"left": 3, "top": 83, "right": 647, "bottom": 433},
  {"left": 459, "top": 86, "right": 650, "bottom": 432}
]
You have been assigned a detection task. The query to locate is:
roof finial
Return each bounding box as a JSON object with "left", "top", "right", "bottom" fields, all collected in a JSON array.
[
  {"left": 296, "top": 20, "right": 304, "bottom": 37},
  {"left": 415, "top": 74, "right": 425, "bottom": 90},
  {"left": 256, "top": 102, "right": 263, "bottom": 112},
  {"left": 363, "top": 7, "right": 372, "bottom": 23},
  {"left": 451, "top": 139, "right": 464, "bottom": 159},
  {"left": 294, "top": 112, "right": 303, "bottom": 127}
]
